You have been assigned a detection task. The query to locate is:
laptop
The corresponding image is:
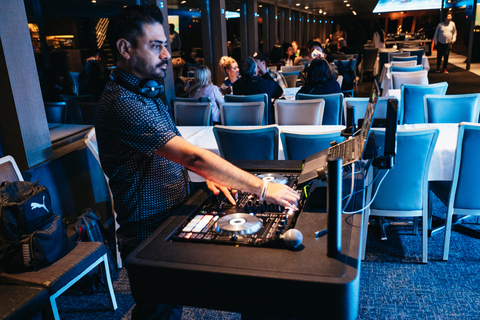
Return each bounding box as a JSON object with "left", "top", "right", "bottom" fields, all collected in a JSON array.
[{"left": 297, "top": 80, "right": 380, "bottom": 187}]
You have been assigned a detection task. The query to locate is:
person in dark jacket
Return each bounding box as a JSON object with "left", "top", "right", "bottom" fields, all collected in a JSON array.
[
  {"left": 232, "top": 57, "right": 283, "bottom": 124},
  {"left": 298, "top": 58, "right": 341, "bottom": 95}
]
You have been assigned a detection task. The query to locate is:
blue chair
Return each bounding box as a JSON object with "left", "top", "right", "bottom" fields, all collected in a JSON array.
[
  {"left": 400, "top": 82, "right": 448, "bottom": 124},
  {"left": 213, "top": 125, "right": 279, "bottom": 161},
  {"left": 225, "top": 94, "right": 269, "bottom": 125},
  {"left": 219, "top": 102, "right": 265, "bottom": 126},
  {"left": 297, "top": 92, "right": 344, "bottom": 125},
  {"left": 391, "top": 70, "right": 429, "bottom": 90},
  {"left": 429, "top": 123, "right": 480, "bottom": 260},
  {"left": 333, "top": 59, "right": 357, "bottom": 96},
  {"left": 403, "top": 48, "right": 425, "bottom": 66},
  {"left": 281, "top": 71, "right": 300, "bottom": 88},
  {"left": 343, "top": 96, "right": 393, "bottom": 126},
  {"left": 390, "top": 65, "right": 423, "bottom": 72},
  {"left": 280, "top": 130, "right": 345, "bottom": 160},
  {"left": 44, "top": 102, "right": 67, "bottom": 123},
  {"left": 391, "top": 56, "right": 418, "bottom": 63},
  {"left": 362, "top": 128, "right": 439, "bottom": 263},
  {"left": 173, "top": 101, "right": 212, "bottom": 126},
  {"left": 424, "top": 93, "right": 480, "bottom": 123}
]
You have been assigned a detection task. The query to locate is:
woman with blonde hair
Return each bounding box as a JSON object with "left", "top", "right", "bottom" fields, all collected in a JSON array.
[
  {"left": 188, "top": 65, "right": 223, "bottom": 124},
  {"left": 219, "top": 56, "right": 239, "bottom": 94}
]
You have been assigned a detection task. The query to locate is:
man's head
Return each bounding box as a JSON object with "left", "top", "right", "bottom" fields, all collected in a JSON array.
[
  {"left": 308, "top": 41, "right": 322, "bottom": 54},
  {"left": 445, "top": 13, "right": 452, "bottom": 23},
  {"left": 107, "top": 5, "right": 171, "bottom": 80},
  {"left": 239, "top": 57, "right": 257, "bottom": 79},
  {"left": 169, "top": 23, "right": 175, "bottom": 34}
]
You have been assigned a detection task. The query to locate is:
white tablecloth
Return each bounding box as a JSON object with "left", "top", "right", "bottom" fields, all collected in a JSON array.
[{"left": 179, "top": 123, "right": 457, "bottom": 182}]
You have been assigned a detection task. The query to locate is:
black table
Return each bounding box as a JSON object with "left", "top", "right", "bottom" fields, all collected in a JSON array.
[{"left": 126, "top": 161, "right": 364, "bottom": 320}]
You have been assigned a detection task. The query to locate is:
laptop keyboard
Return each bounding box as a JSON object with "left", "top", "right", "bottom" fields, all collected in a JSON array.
[{"left": 328, "top": 138, "right": 357, "bottom": 164}]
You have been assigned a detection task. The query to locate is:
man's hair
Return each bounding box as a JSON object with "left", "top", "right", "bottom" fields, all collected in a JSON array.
[
  {"left": 252, "top": 51, "right": 267, "bottom": 62},
  {"left": 107, "top": 5, "right": 164, "bottom": 62},
  {"left": 239, "top": 57, "right": 257, "bottom": 80},
  {"left": 308, "top": 41, "right": 322, "bottom": 51}
]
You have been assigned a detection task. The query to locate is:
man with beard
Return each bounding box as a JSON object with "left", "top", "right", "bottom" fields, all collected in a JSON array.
[{"left": 95, "top": 5, "right": 299, "bottom": 319}]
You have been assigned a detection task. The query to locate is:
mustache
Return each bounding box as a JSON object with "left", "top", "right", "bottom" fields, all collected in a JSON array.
[{"left": 157, "top": 60, "right": 168, "bottom": 68}]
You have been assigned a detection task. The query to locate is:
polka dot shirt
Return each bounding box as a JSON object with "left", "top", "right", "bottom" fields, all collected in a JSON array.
[{"left": 95, "top": 68, "right": 190, "bottom": 250}]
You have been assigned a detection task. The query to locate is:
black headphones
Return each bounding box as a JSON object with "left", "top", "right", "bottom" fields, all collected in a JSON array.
[{"left": 113, "top": 74, "right": 165, "bottom": 98}]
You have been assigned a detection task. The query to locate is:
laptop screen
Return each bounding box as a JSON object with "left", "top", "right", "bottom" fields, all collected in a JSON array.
[{"left": 359, "top": 79, "right": 380, "bottom": 158}]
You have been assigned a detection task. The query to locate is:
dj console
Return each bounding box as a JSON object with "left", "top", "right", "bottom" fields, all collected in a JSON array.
[{"left": 171, "top": 173, "right": 304, "bottom": 248}]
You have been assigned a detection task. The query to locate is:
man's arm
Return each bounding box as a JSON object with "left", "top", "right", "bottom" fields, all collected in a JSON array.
[{"left": 156, "top": 136, "right": 300, "bottom": 209}]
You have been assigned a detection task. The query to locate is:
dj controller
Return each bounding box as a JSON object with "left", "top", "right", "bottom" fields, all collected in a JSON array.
[{"left": 170, "top": 173, "right": 305, "bottom": 248}]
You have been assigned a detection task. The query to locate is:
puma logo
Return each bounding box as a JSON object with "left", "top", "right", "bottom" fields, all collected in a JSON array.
[{"left": 31, "top": 196, "right": 49, "bottom": 213}]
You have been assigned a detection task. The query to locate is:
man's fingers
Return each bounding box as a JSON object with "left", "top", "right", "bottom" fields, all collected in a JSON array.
[
  {"left": 206, "top": 180, "right": 221, "bottom": 195},
  {"left": 218, "top": 185, "right": 236, "bottom": 205}
]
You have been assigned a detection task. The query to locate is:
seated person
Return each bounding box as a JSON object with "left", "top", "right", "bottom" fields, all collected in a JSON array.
[
  {"left": 338, "top": 38, "right": 356, "bottom": 54},
  {"left": 187, "top": 65, "right": 223, "bottom": 125},
  {"left": 298, "top": 58, "right": 341, "bottom": 95},
  {"left": 326, "top": 43, "right": 347, "bottom": 63},
  {"left": 297, "top": 41, "right": 325, "bottom": 87},
  {"left": 78, "top": 59, "right": 109, "bottom": 100},
  {"left": 267, "top": 45, "right": 285, "bottom": 70},
  {"left": 253, "top": 51, "right": 287, "bottom": 89},
  {"left": 294, "top": 46, "right": 311, "bottom": 66},
  {"left": 232, "top": 57, "right": 283, "bottom": 125},
  {"left": 172, "top": 57, "right": 187, "bottom": 97},
  {"left": 219, "top": 56, "right": 239, "bottom": 94}
]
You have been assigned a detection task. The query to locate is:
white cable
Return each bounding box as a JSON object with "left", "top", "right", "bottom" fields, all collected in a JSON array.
[{"left": 343, "top": 169, "right": 390, "bottom": 214}]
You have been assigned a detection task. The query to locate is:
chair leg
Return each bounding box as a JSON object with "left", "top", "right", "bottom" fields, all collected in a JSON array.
[
  {"left": 422, "top": 212, "right": 428, "bottom": 263},
  {"left": 361, "top": 209, "right": 370, "bottom": 260},
  {"left": 443, "top": 207, "right": 454, "bottom": 260},
  {"left": 102, "top": 254, "right": 118, "bottom": 310},
  {"left": 49, "top": 295, "right": 61, "bottom": 320},
  {"left": 413, "top": 217, "right": 419, "bottom": 235}
]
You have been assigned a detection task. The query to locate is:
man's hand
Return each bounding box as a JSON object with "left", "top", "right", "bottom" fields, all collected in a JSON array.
[
  {"left": 256, "top": 60, "right": 267, "bottom": 76},
  {"left": 206, "top": 180, "right": 237, "bottom": 205},
  {"left": 265, "top": 182, "right": 300, "bottom": 211}
]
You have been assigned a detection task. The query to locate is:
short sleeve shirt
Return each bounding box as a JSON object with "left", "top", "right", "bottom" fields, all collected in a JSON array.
[{"left": 95, "top": 68, "right": 190, "bottom": 249}]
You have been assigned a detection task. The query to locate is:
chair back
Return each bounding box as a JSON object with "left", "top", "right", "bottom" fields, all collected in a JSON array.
[
  {"left": 424, "top": 93, "right": 480, "bottom": 123},
  {"left": 390, "top": 60, "right": 417, "bottom": 67},
  {"left": 59, "top": 94, "right": 96, "bottom": 124},
  {"left": 225, "top": 94, "right": 269, "bottom": 125},
  {"left": 333, "top": 59, "right": 357, "bottom": 94},
  {"left": 274, "top": 99, "right": 325, "bottom": 125},
  {"left": 297, "top": 92, "right": 344, "bottom": 125},
  {"left": 391, "top": 70, "right": 428, "bottom": 90},
  {"left": 267, "top": 66, "right": 278, "bottom": 73},
  {"left": 391, "top": 56, "right": 417, "bottom": 63},
  {"left": 361, "top": 48, "right": 379, "bottom": 72},
  {"left": 174, "top": 101, "right": 212, "bottom": 126},
  {"left": 337, "top": 75, "right": 343, "bottom": 87},
  {"left": 403, "top": 48, "right": 425, "bottom": 65},
  {"left": 213, "top": 125, "right": 279, "bottom": 161},
  {"left": 371, "top": 128, "right": 439, "bottom": 212},
  {"left": 379, "top": 50, "right": 398, "bottom": 76},
  {"left": 390, "top": 65, "right": 423, "bottom": 72},
  {"left": 0, "top": 155, "right": 23, "bottom": 183},
  {"left": 280, "top": 130, "right": 345, "bottom": 160},
  {"left": 281, "top": 71, "right": 300, "bottom": 88},
  {"left": 400, "top": 82, "right": 448, "bottom": 124},
  {"left": 220, "top": 102, "right": 264, "bottom": 126},
  {"left": 281, "top": 65, "right": 304, "bottom": 73},
  {"left": 84, "top": 128, "right": 122, "bottom": 268},
  {"left": 44, "top": 102, "right": 67, "bottom": 123},
  {"left": 343, "top": 96, "right": 392, "bottom": 126},
  {"left": 175, "top": 97, "right": 211, "bottom": 103},
  {"left": 388, "top": 51, "right": 410, "bottom": 62}
]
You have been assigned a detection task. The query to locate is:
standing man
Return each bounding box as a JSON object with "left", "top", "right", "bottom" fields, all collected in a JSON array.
[
  {"left": 96, "top": 5, "right": 299, "bottom": 319},
  {"left": 434, "top": 12, "right": 457, "bottom": 73},
  {"left": 169, "top": 23, "right": 181, "bottom": 51}
]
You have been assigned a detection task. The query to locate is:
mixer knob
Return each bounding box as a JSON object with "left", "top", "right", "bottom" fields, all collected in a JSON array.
[{"left": 245, "top": 203, "right": 251, "bottom": 212}]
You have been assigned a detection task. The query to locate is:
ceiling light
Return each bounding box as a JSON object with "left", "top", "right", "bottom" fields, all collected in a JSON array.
[
  {"left": 259, "top": 4, "right": 262, "bottom": 7},
  {"left": 323, "top": 12, "right": 327, "bottom": 15},
  {"left": 319, "top": 9, "right": 323, "bottom": 13},
  {"left": 296, "top": 3, "right": 300, "bottom": 6},
  {"left": 236, "top": 8, "right": 240, "bottom": 11},
  {"left": 180, "top": 0, "right": 186, "bottom": 3},
  {"left": 353, "top": 11, "right": 357, "bottom": 15},
  {"left": 346, "top": 4, "right": 350, "bottom": 7},
  {"left": 305, "top": 6, "right": 309, "bottom": 9}
]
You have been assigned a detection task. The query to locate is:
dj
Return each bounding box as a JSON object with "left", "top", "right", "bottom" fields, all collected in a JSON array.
[{"left": 95, "top": 5, "right": 300, "bottom": 320}]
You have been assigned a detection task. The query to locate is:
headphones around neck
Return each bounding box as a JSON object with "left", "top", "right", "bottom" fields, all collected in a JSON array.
[{"left": 113, "top": 74, "right": 165, "bottom": 98}]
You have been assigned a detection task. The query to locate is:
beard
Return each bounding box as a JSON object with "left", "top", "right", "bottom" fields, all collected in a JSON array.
[{"left": 131, "top": 55, "right": 169, "bottom": 80}]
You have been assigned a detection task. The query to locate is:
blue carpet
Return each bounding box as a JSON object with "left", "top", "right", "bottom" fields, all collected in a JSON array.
[{"left": 54, "top": 193, "right": 480, "bottom": 319}]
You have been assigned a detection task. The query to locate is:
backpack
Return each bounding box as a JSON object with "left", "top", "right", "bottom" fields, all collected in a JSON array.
[
  {"left": 0, "top": 181, "right": 68, "bottom": 273},
  {"left": 64, "top": 208, "right": 116, "bottom": 293}
]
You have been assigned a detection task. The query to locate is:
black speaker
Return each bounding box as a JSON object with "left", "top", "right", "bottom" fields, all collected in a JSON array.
[{"left": 112, "top": 74, "right": 165, "bottom": 98}]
